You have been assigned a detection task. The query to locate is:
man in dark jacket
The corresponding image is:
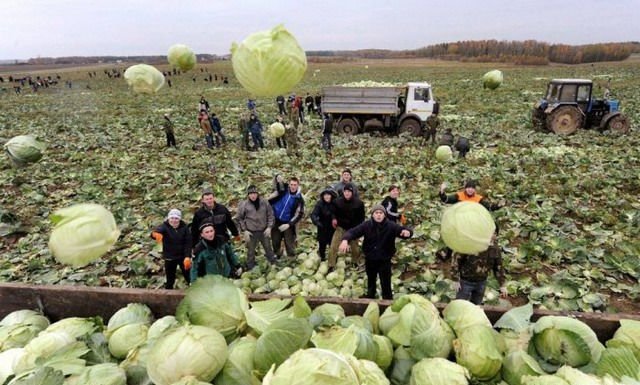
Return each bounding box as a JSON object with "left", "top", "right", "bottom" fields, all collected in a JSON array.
[
  {"left": 151, "top": 209, "right": 192, "bottom": 289},
  {"left": 310, "top": 187, "right": 337, "bottom": 261},
  {"left": 381, "top": 185, "right": 402, "bottom": 223},
  {"left": 305, "top": 93, "right": 315, "bottom": 115},
  {"left": 328, "top": 183, "right": 365, "bottom": 271},
  {"left": 276, "top": 95, "right": 286, "bottom": 115},
  {"left": 191, "top": 188, "right": 239, "bottom": 247},
  {"left": 340, "top": 205, "right": 413, "bottom": 300},
  {"left": 270, "top": 177, "right": 305, "bottom": 258}
]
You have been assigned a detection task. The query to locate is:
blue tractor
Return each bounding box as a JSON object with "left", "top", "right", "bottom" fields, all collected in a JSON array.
[{"left": 531, "top": 78, "right": 630, "bottom": 135}]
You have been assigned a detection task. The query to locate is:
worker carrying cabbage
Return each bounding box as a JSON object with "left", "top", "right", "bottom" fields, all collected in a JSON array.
[
  {"left": 451, "top": 229, "right": 507, "bottom": 305},
  {"left": 339, "top": 205, "right": 413, "bottom": 300},
  {"left": 439, "top": 179, "right": 503, "bottom": 212},
  {"left": 191, "top": 221, "right": 242, "bottom": 282}
]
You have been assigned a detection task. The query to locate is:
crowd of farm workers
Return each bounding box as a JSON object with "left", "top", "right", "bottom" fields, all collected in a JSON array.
[{"left": 154, "top": 91, "right": 505, "bottom": 303}]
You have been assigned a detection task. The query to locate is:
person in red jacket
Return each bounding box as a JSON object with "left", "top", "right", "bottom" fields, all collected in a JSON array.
[{"left": 339, "top": 205, "right": 413, "bottom": 300}]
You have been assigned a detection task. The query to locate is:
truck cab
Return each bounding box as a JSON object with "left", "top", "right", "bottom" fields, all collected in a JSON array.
[{"left": 405, "top": 82, "right": 438, "bottom": 122}]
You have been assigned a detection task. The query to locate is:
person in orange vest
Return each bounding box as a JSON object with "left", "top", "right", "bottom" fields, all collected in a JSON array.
[{"left": 439, "top": 179, "right": 503, "bottom": 211}]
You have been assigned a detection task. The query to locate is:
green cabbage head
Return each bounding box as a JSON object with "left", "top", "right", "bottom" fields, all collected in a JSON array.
[
  {"left": 409, "top": 357, "right": 470, "bottom": 385},
  {"left": 440, "top": 201, "right": 495, "bottom": 254},
  {"left": 167, "top": 44, "right": 196, "bottom": 71},
  {"left": 146, "top": 325, "right": 228, "bottom": 385},
  {"left": 124, "top": 64, "right": 165, "bottom": 94},
  {"left": 453, "top": 325, "right": 503, "bottom": 380},
  {"left": 502, "top": 350, "right": 545, "bottom": 385},
  {"left": 0, "top": 310, "right": 49, "bottom": 351},
  {"left": 443, "top": 299, "right": 492, "bottom": 335},
  {"left": 261, "top": 348, "right": 359, "bottom": 385},
  {"left": 214, "top": 336, "right": 261, "bottom": 385},
  {"left": 4, "top": 135, "right": 45, "bottom": 166},
  {"left": 269, "top": 122, "right": 286, "bottom": 138},
  {"left": 483, "top": 69, "right": 503, "bottom": 90},
  {"left": 65, "top": 363, "right": 126, "bottom": 385},
  {"left": 435, "top": 145, "right": 453, "bottom": 162},
  {"left": 231, "top": 24, "right": 307, "bottom": 97},
  {"left": 48, "top": 203, "right": 120, "bottom": 268}
]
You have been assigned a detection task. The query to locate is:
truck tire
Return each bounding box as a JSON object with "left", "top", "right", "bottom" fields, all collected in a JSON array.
[
  {"left": 398, "top": 119, "right": 422, "bottom": 137},
  {"left": 604, "top": 114, "right": 630, "bottom": 134},
  {"left": 546, "top": 106, "right": 582, "bottom": 135},
  {"left": 336, "top": 118, "right": 360, "bottom": 135}
]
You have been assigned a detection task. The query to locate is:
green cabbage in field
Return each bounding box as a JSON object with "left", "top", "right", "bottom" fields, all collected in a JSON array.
[
  {"left": 4, "top": 135, "right": 45, "bottom": 166},
  {"left": 269, "top": 122, "right": 286, "bottom": 138},
  {"left": 167, "top": 44, "right": 196, "bottom": 72},
  {"left": 231, "top": 24, "right": 307, "bottom": 97},
  {"left": 435, "top": 145, "right": 453, "bottom": 162},
  {"left": 483, "top": 69, "right": 503, "bottom": 90}
]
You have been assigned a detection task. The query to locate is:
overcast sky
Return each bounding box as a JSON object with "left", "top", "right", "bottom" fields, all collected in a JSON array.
[{"left": 2, "top": 0, "right": 638, "bottom": 60}]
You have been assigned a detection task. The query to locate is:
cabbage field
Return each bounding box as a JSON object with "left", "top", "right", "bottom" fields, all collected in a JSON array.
[{"left": 0, "top": 57, "right": 639, "bottom": 313}]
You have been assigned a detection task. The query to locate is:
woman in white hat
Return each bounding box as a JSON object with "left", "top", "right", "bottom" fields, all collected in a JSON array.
[{"left": 151, "top": 208, "right": 192, "bottom": 289}]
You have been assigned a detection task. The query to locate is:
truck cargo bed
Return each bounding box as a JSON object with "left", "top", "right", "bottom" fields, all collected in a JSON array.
[
  {"left": 322, "top": 86, "right": 403, "bottom": 115},
  {"left": 1, "top": 283, "right": 637, "bottom": 342}
]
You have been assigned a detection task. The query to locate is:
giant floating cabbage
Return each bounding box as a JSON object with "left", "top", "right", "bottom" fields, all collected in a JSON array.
[
  {"left": 167, "top": 44, "right": 197, "bottom": 72},
  {"left": 440, "top": 201, "right": 496, "bottom": 255},
  {"left": 48, "top": 203, "right": 120, "bottom": 268},
  {"left": 231, "top": 24, "right": 307, "bottom": 97},
  {"left": 435, "top": 145, "right": 453, "bottom": 162},
  {"left": 531, "top": 316, "right": 604, "bottom": 370},
  {"left": 483, "top": 69, "right": 503, "bottom": 90},
  {"left": 146, "top": 325, "right": 228, "bottom": 385},
  {"left": 261, "top": 348, "right": 359, "bottom": 385},
  {"left": 409, "top": 357, "right": 470, "bottom": 385},
  {"left": 269, "top": 122, "right": 286, "bottom": 138},
  {"left": 124, "top": 64, "right": 165, "bottom": 94},
  {"left": 255, "top": 318, "right": 313, "bottom": 375},
  {"left": 4, "top": 135, "right": 45, "bottom": 167},
  {"left": 176, "top": 275, "right": 248, "bottom": 342},
  {"left": 453, "top": 325, "right": 503, "bottom": 380}
]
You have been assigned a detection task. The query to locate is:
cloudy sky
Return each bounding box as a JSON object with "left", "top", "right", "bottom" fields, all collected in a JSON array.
[{"left": 2, "top": 0, "right": 638, "bottom": 60}]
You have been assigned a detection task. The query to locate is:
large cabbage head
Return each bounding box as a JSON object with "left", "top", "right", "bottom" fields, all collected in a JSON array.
[
  {"left": 231, "top": 24, "right": 307, "bottom": 97},
  {"left": 0, "top": 310, "right": 49, "bottom": 351},
  {"left": 343, "top": 355, "right": 390, "bottom": 385},
  {"left": 440, "top": 201, "right": 496, "bottom": 255},
  {"left": 66, "top": 363, "right": 126, "bottom": 385},
  {"left": 453, "top": 325, "right": 503, "bottom": 380},
  {"left": 176, "top": 275, "right": 248, "bottom": 342},
  {"left": 502, "top": 350, "right": 545, "bottom": 385},
  {"left": 373, "top": 335, "right": 393, "bottom": 371},
  {"left": 4, "top": 135, "right": 45, "bottom": 166},
  {"left": 48, "top": 203, "right": 120, "bottom": 267},
  {"left": 107, "top": 323, "right": 148, "bottom": 359},
  {"left": 483, "top": 69, "right": 503, "bottom": 90},
  {"left": 214, "top": 336, "right": 261, "bottom": 385},
  {"left": 106, "top": 303, "right": 153, "bottom": 337},
  {"left": 146, "top": 325, "right": 228, "bottom": 385},
  {"left": 261, "top": 348, "right": 359, "bottom": 385},
  {"left": 43, "top": 317, "right": 101, "bottom": 340},
  {"left": 435, "top": 145, "right": 453, "bottom": 162},
  {"left": 442, "top": 299, "right": 492, "bottom": 335},
  {"left": 531, "top": 316, "right": 604, "bottom": 370},
  {"left": 254, "top": 318, "right": 313, "bottom": 375},
  {"left": 607, "top": 319, "right": 640, "bottom": 362},
  {"left": 167, "top": 44, "right": 196, "bottom": 71},
  {"left": 311, "top": 324, "right": 377, "bottom": 362},
  {"left": 409, "top": 357, "right": 470, "bottom": 385},
  {"left": 124, "top": 64, "right": 165, "bottom": 94},
  {"left": 269, "top": 122, "right": 286, "bottom": 138}
]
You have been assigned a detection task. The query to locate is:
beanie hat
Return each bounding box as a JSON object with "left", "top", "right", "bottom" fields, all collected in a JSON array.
[
  {"left": 343, "top": 183, "right": 354, "bottom": 193},
  {"left": 202, "top": 187, "right": 214, "bottom": 196},
  {"left": 198, "top": 221, "right": 214, "bottom": 232},
  {"left": 247, "top": 185, "right": 258, "bottom": 194},
  {"left": 167, "top": 209, "right": 182, "bottom": 220},
  {"left": 371, "top": 204, "right": 386, "bottom": 216},
  {"left": 464, "top": 179, "right": 478, "bottom": 189},
  {"left": 320, "top": 187, "right": 337, "bottom": 199}
]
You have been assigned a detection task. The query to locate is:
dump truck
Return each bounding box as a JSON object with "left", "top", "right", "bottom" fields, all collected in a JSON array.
[
  {"left": 1, "top": 282, "right": 637, "bottom": 342},
  {"left": 321, "top": 82, "right": 439, "bottom": 136}
]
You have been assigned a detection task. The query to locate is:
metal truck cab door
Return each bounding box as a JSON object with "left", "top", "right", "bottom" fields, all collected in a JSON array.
[{"left": 406, "top": 85, "right": 434, "bottom": 121}]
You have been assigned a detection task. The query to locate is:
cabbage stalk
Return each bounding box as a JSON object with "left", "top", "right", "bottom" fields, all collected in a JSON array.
[
  {"left": 231, "top": 24, "right": 307, "bottom": 97},
  {"left": 483, "top": 70, "right": 503, "bottom": 90},
  {"left": 146, "top": 325, "right": 228, "bottom": 385},
  {"left": 409, "top": 357, "right": 470, "bottom": 385},
  {"left": 440, "top": 201, "right": 495, "bottom": 255},
  {"left": 4, "top": 135, "right": 45, "bottom": 166},
  {"left": 48, "top": 203, "right": 120, "bottom": 268},
  {"left": 167, "top": 44, "right": 196, "bottom": 72},
  {"left": 124, "top": 64, "right": 165, "bottom": 94}
]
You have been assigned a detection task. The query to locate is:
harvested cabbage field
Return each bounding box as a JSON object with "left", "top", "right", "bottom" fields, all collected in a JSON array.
[{"left": 1, "top": 57, "right": 639, "bottom": 314}]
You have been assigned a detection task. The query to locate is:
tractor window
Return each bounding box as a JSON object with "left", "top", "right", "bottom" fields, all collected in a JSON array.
[
  {"left": 577, "top": 85, "right": 590, "bottom": 102},
  {"left": 546, "top": 84, "right": 561, "bottom": 102},
  {"left": 560, "top": 84, "right": 578, "bottom": 102}
]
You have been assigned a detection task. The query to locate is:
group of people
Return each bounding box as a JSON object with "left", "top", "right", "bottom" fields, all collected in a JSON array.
[{"left": 423, "top": 110, "right": 472, "bottom": 158}]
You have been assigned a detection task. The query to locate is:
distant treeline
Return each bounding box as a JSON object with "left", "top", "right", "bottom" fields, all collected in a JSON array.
[{"left": 309, "top": 40, "right": 640, "bottom": 65}]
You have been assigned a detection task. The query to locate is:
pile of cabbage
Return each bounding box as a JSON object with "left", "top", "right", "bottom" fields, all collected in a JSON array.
[{"left": 1, "top": 277, "right": 639, "bottom": 385}]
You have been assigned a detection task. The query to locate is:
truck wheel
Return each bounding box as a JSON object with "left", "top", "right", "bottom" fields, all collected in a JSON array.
[
  {"left": 336, "top": 118, "right": 360, "bottom": 135},
  {"left": 399, "top": 119, "right": 422, "bottom": 136},
  {"left": 546, "top": 106, "right": 582, "bottom": 135},
  {"left": 606, "top": 114, "right": 630, "bottom": 134}
]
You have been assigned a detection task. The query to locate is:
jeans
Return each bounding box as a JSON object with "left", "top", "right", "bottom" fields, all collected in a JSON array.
[
  {"left": 251, "top": 131, "right": 264, "bottom": 149},
  {"left": 365, "top": 259, "right": 392, "bottom": 299},
  {"left": 271, "top": 224, "right": 297, "bottom": 258},
  {"left": 322, "top": 132, "right": 332, "bottom": 152},
  {"left": 456, "top": 279, "right": 486, "bottom": 305},
  {"left": 164, "top": 258, "right": 190, "bottom": 289},
  {"left": 246, "top": 231, "right": 276, "bottom": 268},
  {"left": 205, "top": 134, "right": 214, "bottom": 149},
  {"left": 317, "top": 227, "right": 334, "bottom": 261}
]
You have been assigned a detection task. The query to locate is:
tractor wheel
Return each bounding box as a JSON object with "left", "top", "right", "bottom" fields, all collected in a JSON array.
[
  {"left": 546, "top": 106, "right": 583, "bottom": 135},
  {"left": 531, "top": 108, "right": 546, "bottom": 131},
  {"left": 398, "top": 119, "right": 422, "bottom": 136},
  {"left": 606, "top": 114, "right": 631, "bottom": 134},
  {"left": 336, "top": 118, "right": 360, "bottom": 135}
]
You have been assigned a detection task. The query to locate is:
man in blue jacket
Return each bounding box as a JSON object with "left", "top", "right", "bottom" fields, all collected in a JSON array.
[
  {"left": 340, "top": 204, "right": 412, "bottom": 300},
  {"left": 270, "top": 176, "right": 305, "bottom": 259}
]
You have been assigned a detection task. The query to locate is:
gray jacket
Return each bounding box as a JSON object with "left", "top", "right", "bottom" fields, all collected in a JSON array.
[{"left": 235, "top": 197, "right": 275, "bottom": 232}]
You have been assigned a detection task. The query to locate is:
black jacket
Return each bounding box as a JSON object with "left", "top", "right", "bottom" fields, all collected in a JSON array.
[
  {"left": 342, "top": 217, "right": 413, "bottom": 261},
  {"left": 333, "top": 196, "right": 365, "bottom": 230},
  {"left": 152, "top": 220, "right": 191, "bottom": 260},
  {"left": 191, "top": 203, "right": 239, "bottom": 246},
  {"left": 381, "top": 196, "right": 400, "bottom": 223},
  {"left": 311, "top": 199, "right": 335, "bottom": 234}
]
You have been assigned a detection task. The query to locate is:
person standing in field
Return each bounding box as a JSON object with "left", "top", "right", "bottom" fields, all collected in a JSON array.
[
  {"left": 151, "top": 209, "right": 192, "bottom": 289},
  {"left": 286, "top": 100, "right": 300, "bottom": 156},
  {"left": 314, "top": 93, "right": 322, "bottom": 116},
  {"left": 310, "top": 187, "right": 337, "bottom": 261},
  {"left": 235, "top": 185, "right": 277, "bottom": 270},
  {"left": 248, "top": 114, "right": 265, "bottom": 150},
  {"left": 339, "top": 205, "right": 413, "bottom": 300},
  {"left": 381, "top": 185, "right": 405, "bottom": 224},
  {"left": 305, "top": 93, "right": 315, "bottom": 115},
  {"left": 191, "top": 222, "right": 242, "bottom": 282},
  {"left": 424, "top": 112, "right": 440, "bottom": 144},
  {"left": 332, "top": 168, "right": 359, "bottom": 199},
  {"left": 328, "top": 183, "right": 365, "bottom": 272},
  {"left": 198, "top": 109, "right": 214, "bottom": 149},
  {"left": 162, "top": 114, "right": 177, "bottom": 148},
  {"left": 198, "top": 95, "right": 210, "bottom": 113},
  {"left": 276, "top": 95, "right": 287, "bottom": 115},
  {"left": 238, "top": 111, "right": 252, "bottom": 151},
  {"left": 191, "top": 188, "right": 240, "bottom": 247},
  {"left": 209, "top": 112, "right": 226, "bottom": 147},
  {"left": 270, "top": 176, "right": 305, "bottom": 259},
  {"left": 321, "top": 113, "right": 333, "bottom": 155}
]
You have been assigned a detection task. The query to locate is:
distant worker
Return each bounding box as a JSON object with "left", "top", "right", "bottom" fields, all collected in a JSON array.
[
  {"left": 305, "top": 93, "right": 315, "bottom": 115},
  {"left": 276, "top": 95, "right": 287, "bottom": 115},
  {"left": 454, "top": 135, "right": 470, "bottom": 158},
  {"left": 248, "top": 114, "right": 265, "bottom": 150},
  {"left": 162, "top": 114, "right": 177, "bottom": 148},
  {"left": 439, "top": 128, "right": 454, "bottom": 147},
  {"left": 424, "top": 112, "right": 440, "bottom": 144},
  {"left": 321, "top": 113, "right": 333, "bottom": 155}
]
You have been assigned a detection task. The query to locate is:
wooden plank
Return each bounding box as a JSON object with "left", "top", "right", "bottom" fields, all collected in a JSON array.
[{"left": 1, "top": 283, "right": 638, "bottom": 342}]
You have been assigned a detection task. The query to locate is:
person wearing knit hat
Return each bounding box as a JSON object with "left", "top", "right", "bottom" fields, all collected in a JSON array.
[
  {"left": 328, "top": 183, "right": 365, "bottom": 272},
  {"left": 332, "top": 168, "right": 359, "bottom": 199},
  {"left": 235, "top": 184, "right": 277, "bottom": 270},
  {"left": 339, "top": 203, "right": 413, "bottom": 300},
  {"left": 310, "top": 187, "right": 338, "bottom": 261},
  {"left": 438, "top": 179, "right": 504, "bottom": 211},
  {"left": 150, "top": 208, "right": 192, "bottom": 289}
]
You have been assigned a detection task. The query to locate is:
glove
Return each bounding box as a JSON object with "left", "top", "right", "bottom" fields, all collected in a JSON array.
[
  {"left": 151, "top": 231, "right": 163, "bottom": 243},
  {"left": 233, "top": 266, "right": 243, "bottom": 278},
  {"left": 243, "top": 230, "right": 252, "bottom": 243},
  {"left": 399, "top": 214, "right": 407, "bottom": 225},
  {"left": 278, "top": 223, "right": 290, "bottom": 232},
  {"left": 263, "top": 228, "right": 271, "bottom": 238},
  {"left": 183, "top": 257, "right": 192, "bottom": 270}
]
